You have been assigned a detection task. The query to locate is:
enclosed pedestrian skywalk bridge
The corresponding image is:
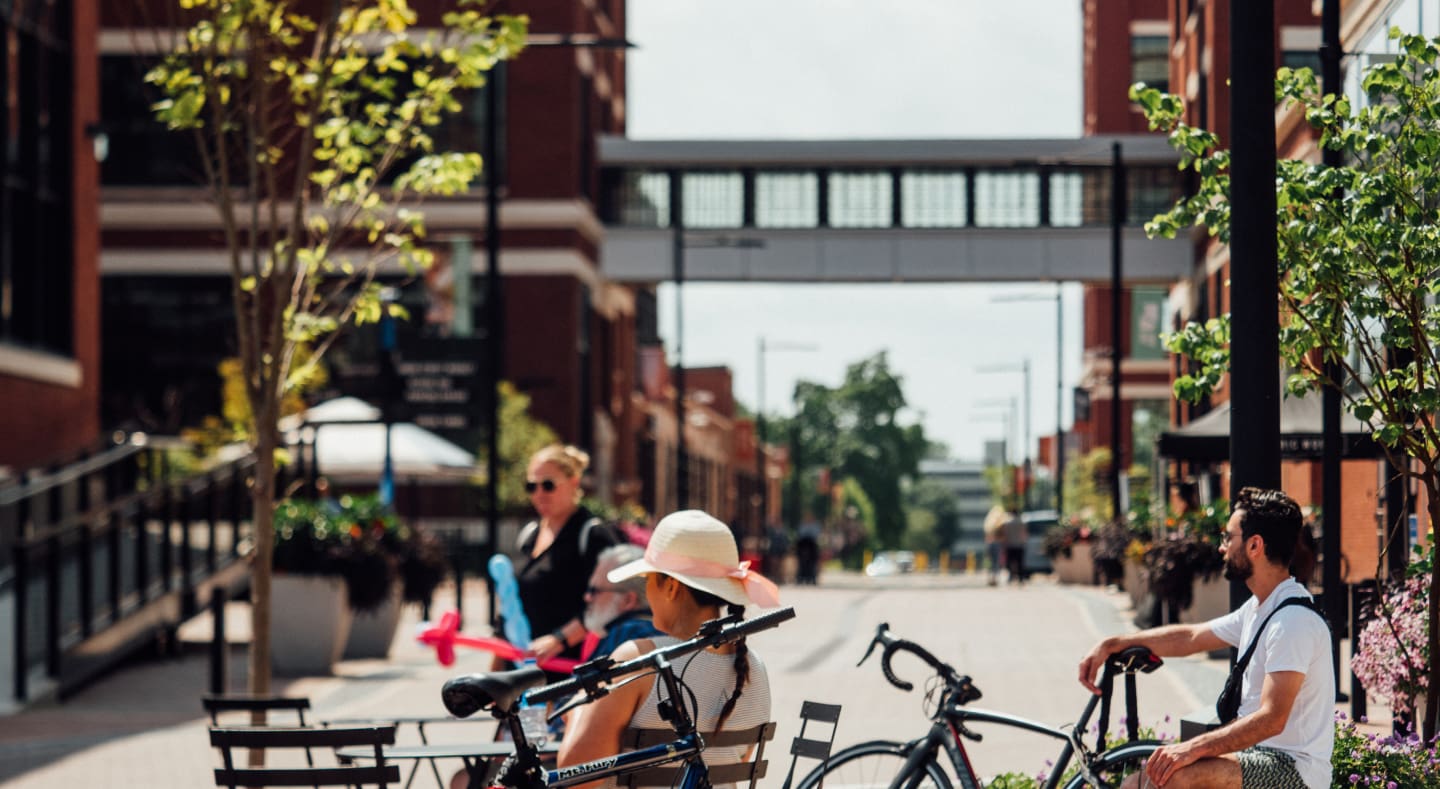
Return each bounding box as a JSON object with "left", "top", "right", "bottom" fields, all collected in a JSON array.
[{"left": 596, "top": 135, "right": 1192, "bottom": 284}]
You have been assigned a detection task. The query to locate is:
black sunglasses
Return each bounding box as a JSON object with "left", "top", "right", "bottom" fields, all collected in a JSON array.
[
  {"left": 586, "top": 585, "right": 621, "bottom": 596},
  {"left": 524, "top": 479, "right": 558, "bottom": 494}
]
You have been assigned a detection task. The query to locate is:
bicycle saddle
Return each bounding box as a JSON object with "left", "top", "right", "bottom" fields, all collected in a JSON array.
[
  {"left": 442, "top": 666, "right": 548, "bottom": 718},
  {"left": 1106, "top": 646, "right": 1163, "bottom": 674}
]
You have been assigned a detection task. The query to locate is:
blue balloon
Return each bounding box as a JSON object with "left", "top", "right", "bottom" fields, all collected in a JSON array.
[{"left": 488, "top": 554, "right": 533, "bottom": 652}]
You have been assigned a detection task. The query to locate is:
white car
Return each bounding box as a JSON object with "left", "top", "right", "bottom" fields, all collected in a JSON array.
[{"left": 865, "top": 550, "right": 916, "bottom": 577}]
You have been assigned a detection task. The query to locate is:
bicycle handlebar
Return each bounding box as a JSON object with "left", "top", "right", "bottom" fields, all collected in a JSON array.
[
  {"left": 859, "top": 622, "right": 978, "bottom": 703},
  {"left": 526, "top": 607, "right": 796, "bottom": 705}
]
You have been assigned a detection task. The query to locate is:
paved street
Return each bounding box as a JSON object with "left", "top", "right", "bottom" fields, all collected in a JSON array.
[{"left": 0, "top": 573, "right": 1236, "bottom": 788}]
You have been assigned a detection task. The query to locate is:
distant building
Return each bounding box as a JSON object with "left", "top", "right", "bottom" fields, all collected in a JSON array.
[{"left": 918, "top": 459, "right": 991, "bottom": 556}]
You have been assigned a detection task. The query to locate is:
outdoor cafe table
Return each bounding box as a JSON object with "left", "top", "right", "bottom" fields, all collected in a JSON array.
[
  {"left": 335, "top": 740, "right": 560, "bottom": 789},
  {"left": 323, "top": 715, "right": 498, "bottom": 788}
]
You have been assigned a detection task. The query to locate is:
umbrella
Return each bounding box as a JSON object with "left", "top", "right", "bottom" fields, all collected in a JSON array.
[
  {"left": 1156, "top": 392, "right": 1384, "bottom": 461},
  {"left": 290, "top": 397, "right": 477, "bottom": 480}
]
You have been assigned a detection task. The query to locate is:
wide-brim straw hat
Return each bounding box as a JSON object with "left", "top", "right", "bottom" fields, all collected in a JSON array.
[{"left": 608, "top": 510, "right": 779, "bottom": 608}]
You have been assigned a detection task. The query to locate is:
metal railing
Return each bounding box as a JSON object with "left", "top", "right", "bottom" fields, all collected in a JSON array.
[{"left": 3, "top": 436, "right": 261, "bottom": 702}]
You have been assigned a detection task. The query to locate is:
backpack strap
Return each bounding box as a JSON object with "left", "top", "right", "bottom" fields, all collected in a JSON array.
[
  {"left": 518, "top": 520, "right": 540, "bottom": 555},
  {"left": 578, "top": 516, "right": 604, "bottom": 557}
]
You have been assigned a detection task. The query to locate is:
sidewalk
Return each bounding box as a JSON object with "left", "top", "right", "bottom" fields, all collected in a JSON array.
[{"left": 0, "top": 570, "right": 1392, "bottom": 787}]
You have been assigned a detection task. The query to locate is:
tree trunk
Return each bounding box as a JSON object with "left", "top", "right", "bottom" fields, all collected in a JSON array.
[
  {"left": 1426, "top": 485, "right": 1439, "bottom": 742},
  {"left": 249, "top": 429, "right": 277, "bottom": 698}
]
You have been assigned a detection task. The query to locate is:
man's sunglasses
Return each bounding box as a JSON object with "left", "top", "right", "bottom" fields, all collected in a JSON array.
[
  {"left": 586, "top": 585, "right": 621, "bottom": 596},
  {"left": 524, "top": 479, "right": 558, "bottom": 494}
]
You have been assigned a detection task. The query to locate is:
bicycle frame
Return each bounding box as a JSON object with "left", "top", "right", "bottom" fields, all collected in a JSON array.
[
  {"left": 545, "top": 732, "right": 708, "bottom": 789},
  {"left": 899, "top": 683, "right": 1109, "bottom": 789}
]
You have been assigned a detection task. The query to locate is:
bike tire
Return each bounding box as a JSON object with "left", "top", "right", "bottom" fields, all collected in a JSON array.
[
  {"left": 1060, "top": 739, "right": 1162, "bottom": 789},
  {"left": 795, "top": 740, "right": 953, "bottom": 789}
]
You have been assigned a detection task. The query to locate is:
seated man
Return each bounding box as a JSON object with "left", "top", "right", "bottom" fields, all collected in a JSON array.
[
  {"left": 1077, "top": 487, "right": 1332, "bottom": 789},
  {"left": 583, "top": 544, "right": 661, "bottom": 660}
]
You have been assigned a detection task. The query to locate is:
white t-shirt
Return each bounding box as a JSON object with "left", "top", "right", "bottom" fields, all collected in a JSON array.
[{"left": 1207, "top": 577, "right": 1334, "bottom": 789}]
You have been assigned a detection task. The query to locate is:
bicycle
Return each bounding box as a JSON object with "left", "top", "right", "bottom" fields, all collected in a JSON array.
[
  {"left": 440, "top": 606, "right": 796, "bottom": 789},
  {"left": 796, "top": 623, "right": 1166, "bottom": 789}
]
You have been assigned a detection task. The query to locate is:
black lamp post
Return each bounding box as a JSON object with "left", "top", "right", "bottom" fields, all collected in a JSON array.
[
  {"left": 756, "top": 337, "right": 817, "bottom": 535},
  {"left": 480, "top": 34, "right": 632, "bottom": 624},
  {"left": 670, "top": 231, "right": 763, "bottom": 510}
]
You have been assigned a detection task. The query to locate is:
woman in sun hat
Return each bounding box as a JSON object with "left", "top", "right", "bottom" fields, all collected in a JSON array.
[{"left": 557, "top": 509, "right": 781, "bottom": 784}]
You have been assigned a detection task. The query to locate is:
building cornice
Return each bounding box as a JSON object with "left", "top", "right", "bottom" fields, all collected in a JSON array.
[{"left": 0, "top": 344, "right": 83, "bottom": 388}]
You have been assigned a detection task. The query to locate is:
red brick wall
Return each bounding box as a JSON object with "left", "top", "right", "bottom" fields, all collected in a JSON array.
[
  {"left": 1083, "top": 0, "right": 1168, "bottom": 135},
  {"left": 0, "top": 0, "right": 102, "bottom": 470}
]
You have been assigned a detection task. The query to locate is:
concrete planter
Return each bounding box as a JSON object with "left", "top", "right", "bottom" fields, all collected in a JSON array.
[
  {"left": 1124, "top": 560, "right": 1148, "bottom": 607},
  {"left": 270, "top": 574, "right": 353, "bottom": 676},
  {"left": 1180, "top": 574, "right": 1229, "bottom": 625},
  {"left": 1052, "top": 542, "right": 1095, "bottom": 585},
  {"left": 344, "top": 583, "right": 403, "bottom": 660}
]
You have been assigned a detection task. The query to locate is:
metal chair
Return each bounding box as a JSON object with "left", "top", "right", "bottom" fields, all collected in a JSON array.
[
  {"left": 780, "top": 701, "right": 843, "bottom": 789},
  {"left": 202, "top": 694, "right": 312, "bottom": 726},
  {"left": 617, "top": 721, "right": 776, "bottom": 789},
  {"left": 210, "top": 725, "right": 400, "bottom": 789}
]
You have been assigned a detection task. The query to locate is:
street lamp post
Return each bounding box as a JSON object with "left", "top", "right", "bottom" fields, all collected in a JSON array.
[
  {"left": 670, "top": 230, "right": 763, "bottom": 510},
  {"left": 480, "top": 34, "right": 631, "bottom": 624},
  {"left": 992, "top": 286, "right": 1066, "bottom": 514},
  {"left": 756, "top": 337, "right": 818, "bottom": 535},
  {"left": 978, "top": 361, "right": 1031, "bottom": 510}
]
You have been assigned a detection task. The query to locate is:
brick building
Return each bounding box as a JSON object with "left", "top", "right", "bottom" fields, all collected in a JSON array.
[
  {"left": 0, "top": 1, "right": 103, "bottom": 474},
  {"left": 1088, "top": 0, "right": 1432, "bottom": 581}
]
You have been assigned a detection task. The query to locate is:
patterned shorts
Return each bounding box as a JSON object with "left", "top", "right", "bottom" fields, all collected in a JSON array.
[{"left": 1236, "top": 746, "right": 1307, "bottom": 789}]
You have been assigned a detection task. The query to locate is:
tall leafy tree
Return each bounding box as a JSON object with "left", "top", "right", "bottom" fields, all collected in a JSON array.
[
  {"left": 782, "top": 352, "right": 928, "bottom": 548},
  {"left": 148, "top": 0, "right": 524, "bottom": 696},
  {"left": 1134, "top": 31, "right": 1440, "bottom": 738}
]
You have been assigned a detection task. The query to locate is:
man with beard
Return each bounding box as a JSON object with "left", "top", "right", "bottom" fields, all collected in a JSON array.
[
  {"left": 1076, "top": 487, "right": 1332, "bottom": 789},
  {"left": 583, "top": 544, "right": 661, "bottom": 659}
]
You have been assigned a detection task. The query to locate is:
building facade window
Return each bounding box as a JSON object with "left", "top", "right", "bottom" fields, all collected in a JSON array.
[
  {"left": 1130, "top": 34, "right": 1170, "bottom": 93},
  {"left": 2, "top": 1, "right": 74, "bottom": 357}
]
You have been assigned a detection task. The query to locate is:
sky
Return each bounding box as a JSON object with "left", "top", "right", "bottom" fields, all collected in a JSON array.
[{"left": 625, "top": 0, "right": 1085, "bottom": 462}]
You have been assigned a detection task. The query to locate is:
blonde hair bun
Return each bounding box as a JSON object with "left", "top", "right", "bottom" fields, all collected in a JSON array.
[{"left": 532, "top": 444, "right": 590, "bottom": 479}]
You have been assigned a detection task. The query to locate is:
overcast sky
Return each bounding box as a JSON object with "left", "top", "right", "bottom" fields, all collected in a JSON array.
[{"left": 626, "top": 0, "right": 1085, "bottom": 461}]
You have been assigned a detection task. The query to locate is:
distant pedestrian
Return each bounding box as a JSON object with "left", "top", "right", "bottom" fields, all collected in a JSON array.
[
  {"left": 982, "top": 505, "right": 1007, "bottom": 586},
  {"left": 1002, "top": 508, "right": 1028, "bottom": 585},
  {"left": 764, "top": 523, "right": 790, "bottom": 582},
  {"left": 795, "top": 517, "right": 821, "bottom": 585}
]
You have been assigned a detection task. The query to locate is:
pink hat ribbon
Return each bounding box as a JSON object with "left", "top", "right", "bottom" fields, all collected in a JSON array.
[{"left": 645, "top": 545, "right": 781, "bottom": 608}]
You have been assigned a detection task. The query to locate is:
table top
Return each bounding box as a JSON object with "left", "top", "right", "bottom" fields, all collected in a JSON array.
[
  {"left": 335, "top": 742, "right": 559, "bottom": 761},
  {"left": 322, "top": 715, "right": 488, "bottom": 726}
]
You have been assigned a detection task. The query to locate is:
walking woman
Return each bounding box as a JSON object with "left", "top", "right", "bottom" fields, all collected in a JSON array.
[
  {"left": 558, "top": 510, "right": 781, "bottom": 785},
  {"left": 515, "top": 444, "right": 620, "bottom": 665}
]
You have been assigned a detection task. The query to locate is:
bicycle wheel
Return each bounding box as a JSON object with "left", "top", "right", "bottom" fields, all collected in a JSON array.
[
  {"left": 795, "top": 740, "right": 952, "bottom": 789},
  {"left": 1060, "top": 739, "right": 1161, "bottom": 789}
]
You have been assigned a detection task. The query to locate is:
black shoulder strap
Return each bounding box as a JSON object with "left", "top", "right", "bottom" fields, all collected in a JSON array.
[
  {"left": 579, "top": 516, "right": 604, "bottom": 556},
  {"left": 1235, "top": 596, "right": 1325, "bottom": 674},
  {"left": 518, "top": 520, "right": 539, "bottom": 555}
]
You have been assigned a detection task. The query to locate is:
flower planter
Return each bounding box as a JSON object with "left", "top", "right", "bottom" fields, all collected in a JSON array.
[
  {"left": 1053, "top": 542, "right": 1095, "bottom": 585},
  {"left": 270, "top": 574, "right": 353, "bottom": 676},
  {"left": 1179, "top": 574, "right": 1229, "bottom": 625},
  {"left": 344, "top": 583, "right": 403, "bottom": 660},
  {"left": 1124, "top": 560, "right": 1148, "bottom": 608}
]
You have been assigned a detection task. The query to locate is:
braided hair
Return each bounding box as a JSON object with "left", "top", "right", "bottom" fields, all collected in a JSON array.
[{"left": 684, "top": 588, "right": 749, "bottom": 730}]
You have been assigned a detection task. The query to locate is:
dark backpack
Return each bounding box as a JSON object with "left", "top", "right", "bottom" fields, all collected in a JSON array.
[{"left": 1216, "top": 596, "right": 1327, "bottom": 724}]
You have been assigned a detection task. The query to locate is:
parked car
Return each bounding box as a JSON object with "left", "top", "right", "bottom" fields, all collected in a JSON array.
[
  {"left": 865, "top": 550, "right": 917, "bottom": 577},
  {"left": 1020, "top": 510, "right": 1057, "bottom": 574}
]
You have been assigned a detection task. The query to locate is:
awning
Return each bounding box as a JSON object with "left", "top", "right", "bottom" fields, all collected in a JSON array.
[{"left": 1157, "top": 393, "right": 1386, "bottom": 461}]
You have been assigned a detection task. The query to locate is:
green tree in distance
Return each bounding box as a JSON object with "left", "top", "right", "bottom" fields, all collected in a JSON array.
[
  {"left": 1133, "top": 29, "right": 1440, "bottom": 738},
  {"left": 779, "top": 352, "right": 929, "bottom": 548},
  {"left": 147, "top": 0, "right": 525, "bottom": 698}
]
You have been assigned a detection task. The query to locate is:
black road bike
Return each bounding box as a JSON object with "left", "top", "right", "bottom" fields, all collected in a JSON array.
[
  {"left": 796, "top": 624, "right": 1166, "bottom": 789},
  {"left": 441, "top": 607, "right": 795, "bottom": 789}
]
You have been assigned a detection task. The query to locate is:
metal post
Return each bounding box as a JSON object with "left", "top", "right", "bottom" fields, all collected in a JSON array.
[
  {"left": 1021, "top": 358, "right": 1032, "bottom": 511},
  {"left": 14, "top": 543, "right": 28, "bottom": 701},
  {"left": 210, "top": 586, "right": 228, "bottom": 695},
  {"left": 482, "top": 66, "right": 502, "bottom": 627},
  {"left": 1320, "top": 0, "right": 1346, "bottom": 700},
  {"left": 1055, "top": 285, "right": 1066, "bottom": 515},
  {"left": 1109, "top": 143, "right": 1125, "bottom": 522},
  {"left": 379, "top": 290, "right": 398, "bottom": 508},
  {"left": 1229, "top": 0, "right": 1281, "bottom": 609},
  {"left": 672, "top": 175, "right": 689, "bottom": 510},
  {"left": 756, "top": 337, "right": 766, "bottom": 534}
]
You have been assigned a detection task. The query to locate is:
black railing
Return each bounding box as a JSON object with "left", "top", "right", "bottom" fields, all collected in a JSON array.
[{"left": 3, "top": 436, "right": 262, "bottom": 702}]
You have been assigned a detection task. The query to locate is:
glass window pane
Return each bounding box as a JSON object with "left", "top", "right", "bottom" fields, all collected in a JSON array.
[
  {"left": 974, "top": 171, "right": 1040, "bottom": 227},
  {"left": 756, "top": 171, "right": 817, "bottom": 228},
  {"left": 1131, "top": 35, "right": 1170, "bottom": 92},
  {"left": 1049, "top": 172, "right": 1084, "bottom": 227},
  {"left": 828, "top": 171, "right": 891, "bottom": 228},
  {"left": 901, "top": 170, "right": 966, "bottom": 227},
  {"left": 682, "top": 172, "right": 743, "bottom": 228},
  {"left": 612, "top": 171, "right": 670, "bottom": 227}
]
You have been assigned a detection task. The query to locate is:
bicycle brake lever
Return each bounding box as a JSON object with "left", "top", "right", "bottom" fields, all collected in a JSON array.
[{"left": 857, "top": 623, "right": 889, "bottom": 667}]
